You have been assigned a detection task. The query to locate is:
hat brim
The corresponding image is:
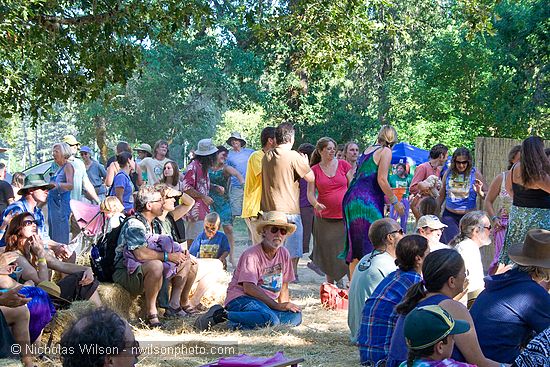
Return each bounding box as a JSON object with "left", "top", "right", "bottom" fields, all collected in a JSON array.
[
  {"left": 255, "top": 221, "right": 297, "bottom": 235},
  {"left": 449, "top": 319, "right": 470, "bottom": 336},
  {"left": 195, "top": 147, "right": 219, "bottom": 156},
  {"left": 508, "top": 243, "right": 550, "bottom": 268},
  {"left": 226, "top": 138, "right": 247, "bottom": 147},
  {"left": 18, "top": 183, "right": 55, "bottom": 196}
]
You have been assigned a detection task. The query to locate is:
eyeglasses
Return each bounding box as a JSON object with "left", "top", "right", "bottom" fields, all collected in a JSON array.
[
  {"left": 455, "top": 160, "right": 469, "bottom": 165},
  {"left": 22, "top": 220, "right": 36, "bottom": 227},
  {"left": 389, "top": 228, "right": 403, "bottom": 235},
  {"left": 148, "top": 199, "right": 163, "bottom": 204},
  {"left": 270, "top": 227, "right": 288, "bottom": 235}
]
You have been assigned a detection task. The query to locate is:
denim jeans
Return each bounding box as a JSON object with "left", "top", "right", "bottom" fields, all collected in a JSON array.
[
  {"left": 390, "top": 197, "right": 410, "bottom": 233},
  {"left": 225, "top": 296, "right": 302, "bottom": 330}
]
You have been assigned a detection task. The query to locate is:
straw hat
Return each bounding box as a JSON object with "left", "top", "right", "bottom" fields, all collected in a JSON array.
[
  {"left": 508, "top": 229, "right": 550, "bottom": 268},
  {"left": 18, "top": 173, "right": 55, "bottom": 195},
  {"left": 195, "top": 139, "right": 218, "bottom": 156},
  {"left": 255, "top": 211, "right": 297, "bottom": 235},
  {"left": 226, "top": 132, "right": 247, "bottom": 147},
  {"left": 37, "top": 281, "right": 71, "bottom": 304}
]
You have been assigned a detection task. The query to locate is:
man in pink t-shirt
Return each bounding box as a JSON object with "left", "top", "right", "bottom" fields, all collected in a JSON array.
[
  {"left": 195, "top": 211, "right": 302, "bottom": 330},
  {"left": 410, "top": 144, "right": 448, "bottom": 197}
]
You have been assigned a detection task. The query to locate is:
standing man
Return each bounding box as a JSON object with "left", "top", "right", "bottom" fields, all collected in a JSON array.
[
  {"left": 388, "top": 163, "right": 412, "bottom": 233},
  {"left": 0, "top": 163, "right": 14, "bottom": 217},
  {"left": 62, "top": 135, "right": 101, "bottom": 204},
  {"left": 226, "top": 132, "right": 254, "bottom": 222},
  {"left": 139, "top": 140, "right": 172, "bottom": 185},
  {"left": 80, "top": 146, "right": 107, "bottom": 202},
  {"left": 241, "top": 127, "right": 276, "bottom": 245},
  {"left": 261, "top": 122, "right": 314, "bottom": 281},
  {"left": 410, "top": 143, "right": 448, "bottom": 198}
]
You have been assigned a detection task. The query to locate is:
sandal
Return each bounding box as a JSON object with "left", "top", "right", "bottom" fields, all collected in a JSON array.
[
  {"left": 193, "top": 303, "right": 209, "bottom": 313},
  {"left": 164, "top": 306, "right": 190, "bottom": 318},
  {"left": 181, "top": 304, "right": 200, "bottom": 315},
  {"left": 147, "top": 314, "right": 162, "bottom": 328}
]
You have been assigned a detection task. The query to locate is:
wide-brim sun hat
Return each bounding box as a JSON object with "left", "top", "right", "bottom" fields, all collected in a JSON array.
[
  {"left": 226, "top": 132, "right": 247, "bottom": 147},
  {"left": 18, "top": 173, "right": 55, "bottom": 195},
  {"left": 508, "top": 229, "right": 550, "bottom": 268},
  {"left": 195, "top": 139, "right": 218, "bottom": 156},
  {"left": 255, "top": 211, "right": 297, "bottom": 235},
  {"left": 135, "top": 143, "right": 152, "bottom": 154},
  {"left": 37, "top": 281, "right": 71, "bottom": 304}
]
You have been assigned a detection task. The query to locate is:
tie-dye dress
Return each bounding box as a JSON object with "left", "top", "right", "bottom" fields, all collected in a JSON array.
[{"left": 341, "top": 147, "right": 384, "bottom": 263}]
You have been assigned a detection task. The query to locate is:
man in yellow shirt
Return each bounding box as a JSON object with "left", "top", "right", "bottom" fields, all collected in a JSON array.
[{"left": 241, "top": 127, "right": 276, "bottom": 245}]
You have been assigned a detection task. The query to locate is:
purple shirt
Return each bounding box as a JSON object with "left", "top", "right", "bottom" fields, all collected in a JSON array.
[{"left": 299, "top": 178, "right": 311, "bottom": 208}]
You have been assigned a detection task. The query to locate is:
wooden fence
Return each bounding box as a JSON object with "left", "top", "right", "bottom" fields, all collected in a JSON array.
[{"left": 474, "top": 136, "right": 550, "bottom": 271}]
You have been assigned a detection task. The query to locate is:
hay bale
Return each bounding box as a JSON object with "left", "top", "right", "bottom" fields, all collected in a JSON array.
[
  {"left": 48, "top": 300, "right": 96, "bottom": 342},
  {"left": 97, "top": 283, "right": 144, "bottom": 320}
]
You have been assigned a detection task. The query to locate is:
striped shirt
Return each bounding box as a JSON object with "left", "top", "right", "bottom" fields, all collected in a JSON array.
[{"left": 357, "top": 269, "right": 422, "bottom": 365}]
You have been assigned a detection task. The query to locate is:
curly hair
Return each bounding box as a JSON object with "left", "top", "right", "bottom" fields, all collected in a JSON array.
[{"left": 60, "top": 307, "right": 130, "bottom": 367}]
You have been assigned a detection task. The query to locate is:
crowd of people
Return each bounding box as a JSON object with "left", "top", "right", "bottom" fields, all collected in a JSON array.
[{"left": 0, "top": 126, "right": 548, "bottom": 367}]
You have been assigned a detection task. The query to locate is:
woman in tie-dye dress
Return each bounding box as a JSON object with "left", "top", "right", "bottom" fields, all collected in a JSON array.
[{"left": 341, "top": 126, "right": 405, "bottom": 278}]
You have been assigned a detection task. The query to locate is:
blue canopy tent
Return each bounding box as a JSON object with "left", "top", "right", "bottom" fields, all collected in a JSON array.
[{"left": 391, "top": 142, "right": 429, "bottom": 166}]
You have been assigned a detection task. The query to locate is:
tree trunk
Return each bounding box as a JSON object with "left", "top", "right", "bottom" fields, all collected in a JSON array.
[{"left": 94, "top": 115, "right": 108, "bottom": 165}]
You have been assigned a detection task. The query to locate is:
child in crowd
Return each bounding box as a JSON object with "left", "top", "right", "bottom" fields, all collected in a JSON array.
[
  {"left": 401, "top": 305, "right": 474, "bottom": 367},
  {"left": 99, "top": 196, "right": 125, "bottom": 233},
  {"left": 189, "top": 212, "right": 230, "bottom": 269}
]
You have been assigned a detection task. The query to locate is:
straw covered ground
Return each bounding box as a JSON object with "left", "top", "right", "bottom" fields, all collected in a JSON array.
[{"left": 9, "top": 219, "right": 359, "bottom": 367}]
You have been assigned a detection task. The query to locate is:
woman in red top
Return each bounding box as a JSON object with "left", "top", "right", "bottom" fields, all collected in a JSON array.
[{"left": 307, "top": 137, "right": 351, "bottom": 286}]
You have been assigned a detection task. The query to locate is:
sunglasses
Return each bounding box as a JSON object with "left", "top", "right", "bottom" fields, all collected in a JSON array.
[
  {"left": 455, "top": 160, "right": 469, "bottom": 165},
  {"left": 389, "top": 228, "right": 404, "bottom": 235},
  {"left": 270, "top": 227, "right": 288, "bottom": 235},
  {"left": 483, "top": 225, "right": 492, "bottom": 231},
  {"left": 22, "top": 220, "right": 36, "bottom": 227}
]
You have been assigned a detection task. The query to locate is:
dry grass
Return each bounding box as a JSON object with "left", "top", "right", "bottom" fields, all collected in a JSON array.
[{"left": 32, "top": 219, "right": 359, "bottom": 367}]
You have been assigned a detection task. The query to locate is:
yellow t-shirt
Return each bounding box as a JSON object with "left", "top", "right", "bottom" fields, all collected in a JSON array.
[{"left": 241, "top": 150, "right": 264, "bottom": 218}]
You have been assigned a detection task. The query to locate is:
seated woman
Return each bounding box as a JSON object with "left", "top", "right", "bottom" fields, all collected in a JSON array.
[
  {"left": 195, "top": 211, "right": 302, "bottom": 331},
  {"left": 189, "top": 212, "right": 230, "bottom": 269},
  {"left": 5, "top": 212, "right": 101, "bottom": 306},
  {"left": 0, "top": 288, "right": 33, "bottom": 367},
  {"left": 470, "top": 229, "right": 550, "bottom": 364},
  {"left": 387, "top": 249, "right": 502, "bottom": 367},
  {"left": 357, "top": 235, "right": 429, "bottom": 366},
  {"left": 0, "top": 251, "right": 55, "bottom": 344}
]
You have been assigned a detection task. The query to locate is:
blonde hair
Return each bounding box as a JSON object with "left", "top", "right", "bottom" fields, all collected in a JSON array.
[
  {"left": 100, "top": 196, "right": 124, "bottom": 214},
  {"left": 205, "top": 212, "right": 220, "bottom": 226},
  {"left": 377, "top": 125, "right": 398, "bottom": 147}
]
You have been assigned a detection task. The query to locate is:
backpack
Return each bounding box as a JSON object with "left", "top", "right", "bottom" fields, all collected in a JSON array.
[{"left": 90, "top": 214, "right": 146, "bottom": 282}]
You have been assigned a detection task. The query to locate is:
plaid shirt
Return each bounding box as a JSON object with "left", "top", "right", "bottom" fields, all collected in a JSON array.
[
  {"left": 357, "top": 269, "right": 422, "bottom": 365},
  {"left": 0, "top": 198, "right": 50, "bottom": 247}
]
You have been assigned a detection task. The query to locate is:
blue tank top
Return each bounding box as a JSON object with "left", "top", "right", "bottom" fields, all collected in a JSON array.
[
  {"left": 386, "top": 294, "right": 450, "bottom": 367},
  {"left": 445, "top": 168, "right": 477, "bottom": 211}
]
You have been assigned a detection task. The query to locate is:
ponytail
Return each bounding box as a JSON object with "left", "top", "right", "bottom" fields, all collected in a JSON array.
[
  {"left": 396, "top": 282, "right": 427, "bottom": 315},
  {"left": 310, "top": 149, "right": 322, "bottom": 166}
]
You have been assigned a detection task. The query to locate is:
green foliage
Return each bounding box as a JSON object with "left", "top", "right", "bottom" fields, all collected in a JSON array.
[{"left": 0, "top": 0, "right": 212, "bottom": 120}]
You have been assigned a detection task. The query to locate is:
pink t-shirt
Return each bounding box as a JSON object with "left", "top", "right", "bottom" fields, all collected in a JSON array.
[
  {"left": 311, "top": 160, "right": 351, "bottom": 219},
  {"left": 225, "top": 244, "right": 295, "bottom": 305},
  {"left": 182, "top": 160, "right": 210, "bottom": 221},
  {"left": 410, "top": 162, "right": 442, "bottom": 196}
]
